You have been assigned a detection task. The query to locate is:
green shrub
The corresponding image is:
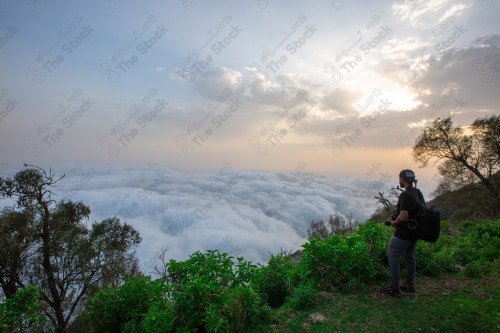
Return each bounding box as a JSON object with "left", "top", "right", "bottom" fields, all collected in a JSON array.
[
  {"left": 464, "top": 260, "right": 492, "bottom": 278},
  {"left": 286, "top": 283, "right": 318, "bottom": 310},
  {"left": 415, "top": 242, "right": 444, "bottom": 277},
  {"left": 414, "top": 240, "right": 459, "bottom": 277},
  {"left": 357, "top": 221, "right": 392, "bottom": 279},
  {"left": 224, "top": 285, "right": 272, "bottom": 332},
  {"left": 449, "top": 220, "right": 500, "bottom": 265},
  {"left": 251, "top": 253, "right": 295, "bottom": 308},
  {"left": 298, "top": 231, "right": 379, "bottom": 292},
  {"left": 0, "top": 286, "right": 45, "bottom": 333},
  {"left": 142, "top": 300, "right": 175, "bottom": 333},
  {"left": 85, "top": 275, "right": 168, "bottom": 333},
  {"left": 165, "top": 250, "right": 266, "bottom": 332}
]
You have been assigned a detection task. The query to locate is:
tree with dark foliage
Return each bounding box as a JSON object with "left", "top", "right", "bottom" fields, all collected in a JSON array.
[
  {"left": 413, "top": 116, "right": 499, "bottom": 215},
  {"left": 0, "top": 165, "right": 141, "bottom": 333}
]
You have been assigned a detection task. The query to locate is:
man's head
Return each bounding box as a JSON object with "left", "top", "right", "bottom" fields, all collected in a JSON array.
[{"left": 399, "top": 169, "right": 416, "bottom": 188}]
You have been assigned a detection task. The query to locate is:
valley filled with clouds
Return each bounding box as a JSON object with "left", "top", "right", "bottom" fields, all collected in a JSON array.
[{"left": 43, "top": 163, "right": 388, "bottom": 272}]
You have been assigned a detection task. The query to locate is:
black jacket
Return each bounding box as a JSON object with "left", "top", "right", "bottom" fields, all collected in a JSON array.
[{"left": 393, "top": 187, "right": 425, "bottom": 241}]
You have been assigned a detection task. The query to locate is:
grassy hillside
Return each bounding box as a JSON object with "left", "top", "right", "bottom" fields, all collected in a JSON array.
[
  {"left": 248, "top": 269, "right": 499, "bottom": 332},
  {"left": 428, "top": 172, "right": 500, "bottom": 221},
  {"left": 7, "top": 218, "right": 498, "bottom": 332},
  {"left": 64, "top": 219, "right": 498, "bottom": 333}
]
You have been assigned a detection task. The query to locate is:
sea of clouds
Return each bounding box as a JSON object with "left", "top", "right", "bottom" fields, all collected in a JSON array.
[{"left": 2, "top": 163, "right": 391, "bottom": 274}]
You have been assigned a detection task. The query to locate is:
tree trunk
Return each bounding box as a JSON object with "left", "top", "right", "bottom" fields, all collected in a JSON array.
[
  {"left": 40, "top": 197, "right": 66, "bottom": 332},
  {"left": 2, "top": 275, "right": 18, "bottom": 299}
]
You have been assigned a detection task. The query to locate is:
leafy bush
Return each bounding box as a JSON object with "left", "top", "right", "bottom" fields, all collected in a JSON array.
[
  {"left": 415, "top": 242, "right": 446, "bottom": 277},
  {"left": 298, "top": 232, "right": 379, "bottom": 292},
  {"left": 141, "top": 300, "right": 175, "bottom": 333},
  {"left": 464, "top": 260, "right": 492, "bottom": 278},
  {"left": 0, "top": 286, "right": 45, "bottom": 333},
  {"left": 411, "top": 221, "right": 499, "bottom": 277},
  {"left": 357, "top": 221, "right": 391, "bottom": 279},
  {"left": 164, "top": 249, "right": 266, "bottom": 332},
  {"left": 251, "top": 253, "right": 295, "bottom": 308},
  {"left": 85, "top": 275, "right": 168, "bottom": 333},
  {"left": 286, "top": 283, "right": 318, "bottom": 310},
  {"left": 224, "top": 285, "right": 272, "bottom": 332},
  {"left": 449, "top": 220, "right": 500, "bottom": 265}
]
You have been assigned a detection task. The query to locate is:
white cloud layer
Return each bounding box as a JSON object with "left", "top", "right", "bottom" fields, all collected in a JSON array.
[{"left": 27, "top": 164, "right": 388, "bottom": 273}]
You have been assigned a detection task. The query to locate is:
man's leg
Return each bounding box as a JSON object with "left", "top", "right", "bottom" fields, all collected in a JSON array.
[
  {"left": 404, "top": 240, "right": 417, "bottom": 288},
  {"left": 387, "top": 236, "right": 413, "bottom": 288}
]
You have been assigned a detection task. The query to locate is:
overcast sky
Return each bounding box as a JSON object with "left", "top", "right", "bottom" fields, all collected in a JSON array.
[
  {"left": 1, "top": 0, "right": 499, "bottom": 268},
  {"left": 1, "top": 0, "right": 498, "bottom": 178}
]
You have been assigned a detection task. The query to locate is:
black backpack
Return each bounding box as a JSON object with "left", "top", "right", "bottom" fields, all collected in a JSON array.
[{"left": 402, "top": 188, "right": 441, "bottom": 243}]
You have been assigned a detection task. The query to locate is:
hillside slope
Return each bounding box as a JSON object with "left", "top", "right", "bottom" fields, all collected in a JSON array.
[{"left": 428, "top": 172, "right": 500, "bottom": 221}]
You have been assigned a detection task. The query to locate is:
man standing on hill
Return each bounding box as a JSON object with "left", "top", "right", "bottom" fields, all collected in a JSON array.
[{"left": 380, "top": 169, "right": 425, "bottom": 297}]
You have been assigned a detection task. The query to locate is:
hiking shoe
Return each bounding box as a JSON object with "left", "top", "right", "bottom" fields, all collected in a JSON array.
[
  {"left": 379, "top": 285, "right": 401, "bottom": 298},
  {"left": 400, "top": 284, "right": 415, "bottom": 293}
]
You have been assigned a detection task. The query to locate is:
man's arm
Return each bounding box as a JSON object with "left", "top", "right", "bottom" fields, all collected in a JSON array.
[
  {"left": 390, "top": 192, "right": 414, "bottom": 226},
  {"left": 391, "top": 210, "right": 408, "bottom": 227}
]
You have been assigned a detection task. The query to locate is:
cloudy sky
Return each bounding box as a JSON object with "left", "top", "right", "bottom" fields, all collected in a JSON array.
[{"left": 0, "top": 0, "right": 499, "bottom": 269}]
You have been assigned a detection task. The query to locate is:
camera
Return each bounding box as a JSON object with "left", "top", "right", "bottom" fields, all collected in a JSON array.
[{"left": 384, "top": 218, "right": 392, "bottom": 227}]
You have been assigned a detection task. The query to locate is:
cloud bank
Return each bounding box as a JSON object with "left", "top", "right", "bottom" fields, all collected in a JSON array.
[{"left": 33, "top": 163, "right": 389, "bottom": 273}]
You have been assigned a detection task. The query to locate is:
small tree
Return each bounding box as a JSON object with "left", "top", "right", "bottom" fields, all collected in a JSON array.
[
  {"left": 374, "top": 192, "right": 393, "bottom": 212},
  {"left": 0, "top": 166, "right": 142, "bottom": 332},
  {"left": 307, "top": 213, "right": 357, "bottom": 240},
  {"left": 413, "top": 116, "right": 499, "bottom": 214}
]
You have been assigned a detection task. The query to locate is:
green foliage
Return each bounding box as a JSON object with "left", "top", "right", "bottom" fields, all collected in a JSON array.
[
  {"left": 0, "top": 166, "right": 142, "bottom": 333},
  {"left": 250, "top": 278, "right": 500, "bottom": 333},
  {"left": 298, "top": 223, "right": 385, "bottom": 292},
  {"left": 357, "top": 221, "right": 391, "bottom": 278},
  {"left": 251, "top": 253, "right": 295, "bottom": 308},
  {"left": 86, "top": 250, "right": 268, "bottom": 333},
  {"left": 415, "top": 241, "right": 447, "bottom": 277},
  {"left": 410, "top": 220, "right": 500, "bottom": 277},
  {"left": 85, "top": 275, "right": 169, "bottom": 333},
  {"left": 141, "top": 300, "right": 175, "bottom": 333},
  {"left": 0, "top": 286, "right": 45, "bottom": 332},
  {"left": 164, "top": 250, "right": 265, "bottom": 332},
  {"left": 448, "top": 220, "right": 500, "bottom": 265},
  {"left": 81, "top": 220, "right": 500, "bottom": 332},
  {"left": 224, "top": 285, "right": 271, "bottom": 332},
  {"left": 286, "top": 283, "right": 318, "bottom": 310},
  {"left": 464, "top": 260, "right": 492, "bottom": 278}
]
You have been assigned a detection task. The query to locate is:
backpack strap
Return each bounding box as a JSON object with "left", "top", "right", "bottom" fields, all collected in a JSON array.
[{"left": 400, "top": 188, "right": 425, "bottom": 210}]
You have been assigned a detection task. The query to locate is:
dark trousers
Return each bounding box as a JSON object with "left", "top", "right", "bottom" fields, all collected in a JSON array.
[{"left": 387, "top": 236, "right": 416, "bottom": 288}]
